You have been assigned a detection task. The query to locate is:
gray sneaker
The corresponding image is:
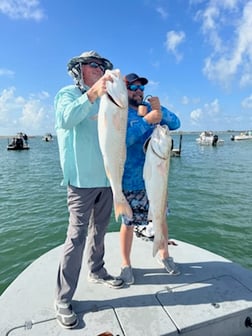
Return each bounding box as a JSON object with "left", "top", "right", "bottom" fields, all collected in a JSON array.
[
  {"left": 120, "top": 266, "right": 134, "bottom": 285},
  {"left": 88, "top": 273, "right": 124, "bottom": 289},
  {"left": 54, "top": 301, "right": 79, "bottom": 329},
  {"left": 159, "top": 257, "right": 180, "bottom": 275}
]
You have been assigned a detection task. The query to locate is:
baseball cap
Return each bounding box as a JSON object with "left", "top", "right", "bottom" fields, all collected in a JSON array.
[{"left": 124, "top": 73, "right": 148, "bottom": 85}]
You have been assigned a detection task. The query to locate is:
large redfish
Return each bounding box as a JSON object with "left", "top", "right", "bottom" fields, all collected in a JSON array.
[
  {"left": 143, "top": 124, "right": 172, "bottom": 257},
  {"left": 98, "top": 69, "right": 132, "bottom": 221}
]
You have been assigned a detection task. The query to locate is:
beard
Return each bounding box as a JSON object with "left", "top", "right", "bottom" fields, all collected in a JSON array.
[{"left": 128, "top": 96, "right": 143, "bottom": 107}]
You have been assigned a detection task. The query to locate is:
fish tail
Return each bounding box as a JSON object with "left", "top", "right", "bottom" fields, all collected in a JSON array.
[
  {"left": 114, "top": 197, "right": 133, "bottom": 222},
  {"left": 152, "top": 233, "right": 166, "bottom": 257}
]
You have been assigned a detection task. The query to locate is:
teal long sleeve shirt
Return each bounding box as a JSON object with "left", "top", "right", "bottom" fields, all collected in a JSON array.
[{"left": 55, "top": 84, "right": 110, "bottom": 188}]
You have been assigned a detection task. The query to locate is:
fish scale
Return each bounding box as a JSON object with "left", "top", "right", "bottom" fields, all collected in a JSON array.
[
  {"left": 143, "top": 124, "right": 172, "bottom": 257},
  {"left": 98, "top": 69, "right": 133, "bottom": 221}
]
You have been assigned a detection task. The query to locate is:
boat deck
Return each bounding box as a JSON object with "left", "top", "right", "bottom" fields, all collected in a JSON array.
[{"left": 1, "top": 232, "right": 252, "bottom": 335}]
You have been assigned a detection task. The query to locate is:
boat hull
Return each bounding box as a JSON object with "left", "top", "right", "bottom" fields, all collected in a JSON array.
[
  {"left": 196, "top": 132, "right": 224, "bottom": 146},
  {"left": 196, "top": 138, "right": 224, "bottom": 146},
  {"left": 7, "top": 145, "right": 30, "bottom": 150},
  {"left": 231, "top": 131, "right": 252, "bottom": 141},
  {"left": 231, "top": 136, "right": 252, "bottom": 141}
]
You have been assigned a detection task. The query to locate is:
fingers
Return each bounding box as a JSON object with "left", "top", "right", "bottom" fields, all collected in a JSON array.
[
  {"left": 94, "top": 74, "right": 113, "bottom": 97},
  {"left": 102, "top": 73, "right": 114, "bottom": 84},
  {"left": 86, "top": 73, "right": 114, "bottom": 103},
  {"left": 148, "top": 96, "right": 161, "bottom": 110}
]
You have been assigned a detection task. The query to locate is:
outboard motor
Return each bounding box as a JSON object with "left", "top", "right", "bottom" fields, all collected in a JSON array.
[
  {"left": 16, "top": 138, "right": 24, "bottom": 149},
  {"left": 212, "top": 134, "right": 218, "bottom": 146}
]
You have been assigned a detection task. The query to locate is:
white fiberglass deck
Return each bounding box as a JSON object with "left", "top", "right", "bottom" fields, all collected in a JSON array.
[{"left": 1, "top": 232, "right": 252, "bottom": 336}]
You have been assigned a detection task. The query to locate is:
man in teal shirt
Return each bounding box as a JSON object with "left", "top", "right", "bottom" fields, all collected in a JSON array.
[{"left": 54, "top": 51, "right": 123, "bottom": 329}]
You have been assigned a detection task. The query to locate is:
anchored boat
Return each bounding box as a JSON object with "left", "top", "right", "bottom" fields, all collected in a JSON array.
[
  {"left": 42, "top": 133, "right": 53, "bottom": 142},
  {"left": 7, "top": 132, "right": 29, "bottom": 150},
  {"left": 196, "top": 131, "right": 224, "bottom": 146},
  {"left": 231, "top": 131, "right": 252, "bottom": 141}
]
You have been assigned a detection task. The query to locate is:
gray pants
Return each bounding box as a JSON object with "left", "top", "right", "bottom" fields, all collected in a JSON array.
[{"left": 56, "top": 185, "right": 113, "bottom": 302}]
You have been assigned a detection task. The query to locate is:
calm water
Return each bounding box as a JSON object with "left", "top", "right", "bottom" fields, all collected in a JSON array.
[{"left": 0, "top": 133, "right": 251, "bottom": 295}]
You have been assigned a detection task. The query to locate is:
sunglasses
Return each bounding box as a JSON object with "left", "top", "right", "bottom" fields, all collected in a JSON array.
[
  {"left": 85, "top": 61, "right": 105, "bottom": 72},
  {"left": 127, "top": 84, "right": 145, "bottom": 92}
]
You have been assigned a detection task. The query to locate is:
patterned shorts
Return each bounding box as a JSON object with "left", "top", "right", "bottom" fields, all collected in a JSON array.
[
  {"left": 122, "top": 190, "right": 149, "bottom": 226},
  {"left": 121, "top": 190, "right": 170, "bottom": 226}
]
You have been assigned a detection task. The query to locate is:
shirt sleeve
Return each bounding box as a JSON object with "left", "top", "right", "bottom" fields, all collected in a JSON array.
[
  {"left": 160, "top": 106, "right": 181, "bottom": 130},
  {"left": 55, "top": 86, "right": 94, "bottom": 130}
]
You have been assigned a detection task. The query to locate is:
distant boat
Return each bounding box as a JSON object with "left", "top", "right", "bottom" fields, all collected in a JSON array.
[
  {"left": 7, "top": 132, "right": 29, "bottom": 150},
  {"left": 196, "top": 131, "right": 224, "bottom": 146},
  {"left": 231, "top": 131, "right": 252, "bottom": 141},
  {"left": 42, "top": 133, "right": 53, "bottom": 142}
]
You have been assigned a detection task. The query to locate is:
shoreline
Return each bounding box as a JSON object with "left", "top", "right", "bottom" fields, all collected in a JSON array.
[{"left": 0, "top": 130, "right": 244, "bottom": 139}]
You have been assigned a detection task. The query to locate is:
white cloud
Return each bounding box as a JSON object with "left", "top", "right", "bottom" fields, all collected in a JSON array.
[
  {"left": 0, "top": 87, "right": 53, "bottom": 135},
  {"left": 147, "top": 79, "right": 159, "bottom": 88},
  {"left": 20, "top": 100, "right": 45, "bottom": 128},
  {"left": 190, "top": 108, "right": 203, "bottom": 122},
  {"left": 196, "top": 1, "right": 252, "bottom": 89},
  {"left": 241, "top": 94, "right": 252, "bottom": 108},
  {"left": 164, "top": 30, "right": 186, "bottom": 62},
  {"left": 156, "top": 6, "right": 168, "bottom": 19},
  {"left": 181, "top": 95, "right": 201, "bottom": 105},
  {"left": 0, "top": 0, "right": 45, "bottom": 20},
  {"left": 0, "top": 68, "right": 15, "bottom": 77},
  {"left": 190, "top": 98, "right": 221, "bottom": 126},
  {"left": 203, "top": 98, "right": 220, "bottom": 116},
  {"left": 240, "top": 70, "right": 252, "bottom": 87},
  {"left": 181, "top": 96, "right": 190, "bottom": 105}
]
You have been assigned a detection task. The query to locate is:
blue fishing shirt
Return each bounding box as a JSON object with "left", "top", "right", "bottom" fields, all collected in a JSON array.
[
  {"left": 122, "top": 104, "right": 181, "bottom": 191},
  {"left": 55, "top": 85, "right": 110, "bottom": 188}
]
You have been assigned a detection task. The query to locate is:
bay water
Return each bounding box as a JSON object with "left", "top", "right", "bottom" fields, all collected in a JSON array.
[{"left": 0, "top": 132, "right": 251, "bottom": 295}]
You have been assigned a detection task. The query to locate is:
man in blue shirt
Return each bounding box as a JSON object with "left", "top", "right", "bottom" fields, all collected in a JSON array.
[
  {"left": 120, "top": 73, "right": 181, "bottom": 285},
  {"left": 54, "top": 51, "right": 124, "bottom": 329}
]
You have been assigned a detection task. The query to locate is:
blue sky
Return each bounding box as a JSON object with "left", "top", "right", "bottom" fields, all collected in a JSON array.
[{"left": 0, "top": 0, "right": 252, "bottom": 136}]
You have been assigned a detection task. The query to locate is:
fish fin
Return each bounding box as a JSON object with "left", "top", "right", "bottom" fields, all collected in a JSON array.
[
  {"left": 114, "top": 198, "right": 133, "bottom": 222},
  {"left": 152, "top": 233, "right": 166, "bottom": 257}
]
